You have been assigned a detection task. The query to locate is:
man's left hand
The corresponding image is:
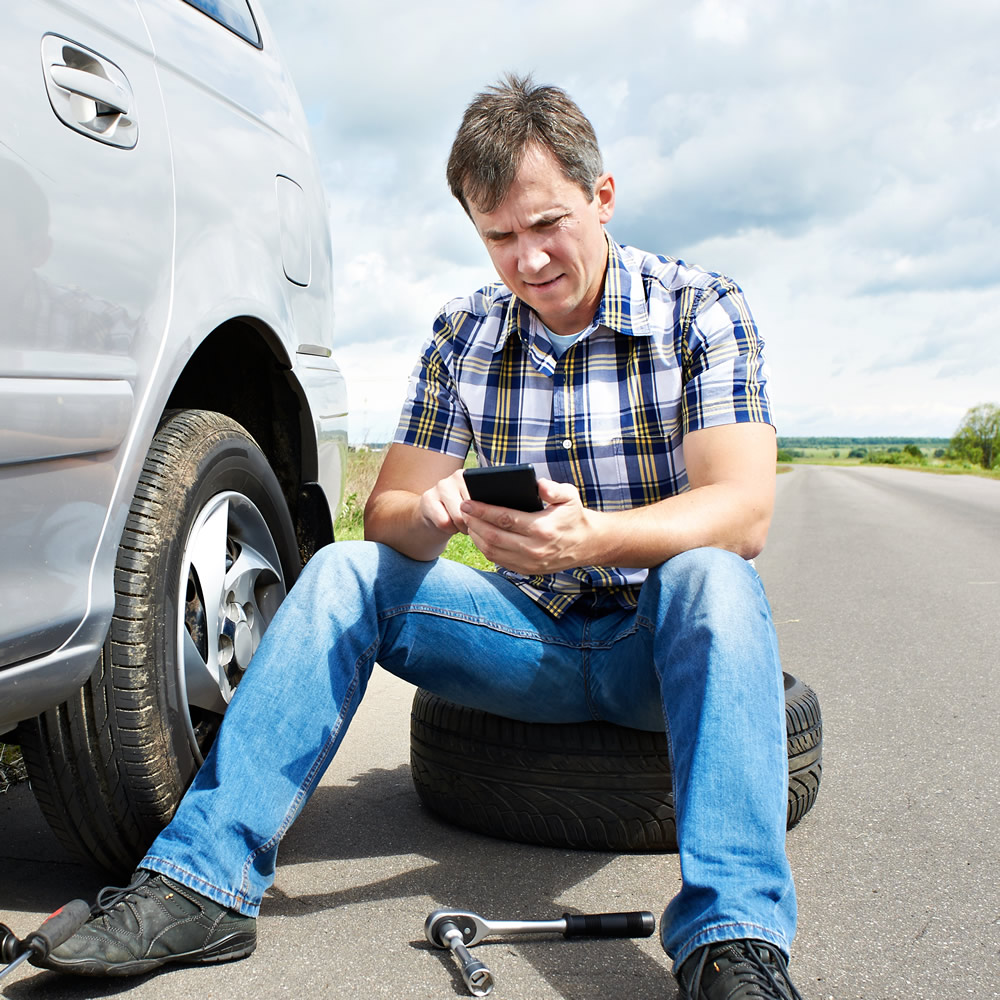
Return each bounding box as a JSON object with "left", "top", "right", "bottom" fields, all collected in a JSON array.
[{"left": 461, "top": 478, "right": 596, "bottom": 575}]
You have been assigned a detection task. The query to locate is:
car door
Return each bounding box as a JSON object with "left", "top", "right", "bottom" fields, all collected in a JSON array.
[{"left": 0, "top": 0, "right": 173, "bottom": 668}]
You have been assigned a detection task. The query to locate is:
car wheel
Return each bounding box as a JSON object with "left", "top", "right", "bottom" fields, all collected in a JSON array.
[
  {"left": 410, "top": 672, "right": 822, "bottom": 852},
  {"left": 21, "top": 410, "right": 300, "bottom": 875}
]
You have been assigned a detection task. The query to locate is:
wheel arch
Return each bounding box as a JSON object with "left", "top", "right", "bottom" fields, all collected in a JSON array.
[{"left": 164, "top": 317, "right": 333, "bottom": 564}]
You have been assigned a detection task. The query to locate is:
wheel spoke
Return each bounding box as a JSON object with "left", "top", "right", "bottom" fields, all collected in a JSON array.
[
  {"left": 181, "top": 497, "right": 232, "bottom": 714},
  {"left": 183, "top": 627, "right": 230, "bottom": 713},
  {"left": 187, "top": 498, "right": 230, "bottom": 620},
  {"left": 224, "top": 508, "right": 287, "bottom": 656}
]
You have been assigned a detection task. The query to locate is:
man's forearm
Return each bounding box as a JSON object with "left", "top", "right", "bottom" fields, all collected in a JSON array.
[
  {"left": 363, "top": 489, "right": 456, "bottom": 561},
  {"left": 585, "top": 481, "right": 773, "bottom": 569},
  {"left": 362, "top": 445, "right": 467, "bottom": 561},
  {"left": 462, "top": 472, "right": 773, "bottom": 579},
  {"left": 583, "top": 420, "right": 777, "bottom": 569}
]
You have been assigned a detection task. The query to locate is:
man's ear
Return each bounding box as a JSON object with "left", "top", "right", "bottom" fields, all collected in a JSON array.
[{"left": 595, "top": 172, "right": 615, "bottom": 224}]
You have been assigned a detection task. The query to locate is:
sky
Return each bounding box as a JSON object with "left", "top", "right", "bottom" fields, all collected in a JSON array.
[{"left": 265, "top": 0, "right": 999, "bottom": 443}]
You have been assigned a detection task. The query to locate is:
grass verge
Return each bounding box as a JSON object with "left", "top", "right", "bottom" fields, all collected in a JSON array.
[
  {"left": 334, "top": 447, "right": 494, "bottom": 568},
  {"left": 0, "top": 743, "right": 27, "bottom": 794}
]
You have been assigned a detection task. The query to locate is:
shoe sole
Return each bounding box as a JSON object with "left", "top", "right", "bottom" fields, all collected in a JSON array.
[{"left": 37, "top": 931, "right": 257, "bottom": 977}]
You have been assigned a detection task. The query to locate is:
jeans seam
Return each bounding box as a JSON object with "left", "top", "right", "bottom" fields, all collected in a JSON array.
[
  {"left": 141, "top": 858, "right": 256, "bottom": 914},
  {"left": 377, "top": 602, "right": 580, "bottom": 647},
  {"left": 580, "top": 618, "right": 601, "bottom": 720},
  {"left": 642, "top": 613, "right": 679, "bottom": 840}
]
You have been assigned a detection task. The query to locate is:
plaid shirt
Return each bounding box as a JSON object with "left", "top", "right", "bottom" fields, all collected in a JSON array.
[{"left": 394, "top": 235, "right": 773, "bottom": 617}]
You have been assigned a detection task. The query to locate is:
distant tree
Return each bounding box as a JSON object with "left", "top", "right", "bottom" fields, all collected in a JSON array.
[
  {"left": 933, "top": 448, "right": 946, "bottom": 458},
  {"left": 848, "top": 447, "right": 867, "bottom": 459},
  {"left": 776, "top": 449, "right": 797, "bottom": 463},
  {"left": 950, "top": 403, "right": 1000, "bottom": 469},
  {"left": 903, "top": 444, "right": 924, "bottom": 460}
]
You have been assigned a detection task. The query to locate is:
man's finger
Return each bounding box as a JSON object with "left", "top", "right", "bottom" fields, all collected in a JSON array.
[
  {"left": 461, "top": 500, "right": 522, "bottom": 532},
  {"left": 536, "top": 477, "right": 577, "bottom": 505}
]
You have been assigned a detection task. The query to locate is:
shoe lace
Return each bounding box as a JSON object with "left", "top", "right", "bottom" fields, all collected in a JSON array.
[
  {"left": 687, "top": 940, "right": 804, "bottom": 1000},
  {"left": 93, "top": 870, "right": 156, "bottom": 916}
]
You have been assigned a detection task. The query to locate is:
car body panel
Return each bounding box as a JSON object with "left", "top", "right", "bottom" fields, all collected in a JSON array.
[
  {"left": 0, "top": 0, "right": 346, "bottom": 732},
  {"left": 0, "top": 0, "right": 174, "bottom": 679}
]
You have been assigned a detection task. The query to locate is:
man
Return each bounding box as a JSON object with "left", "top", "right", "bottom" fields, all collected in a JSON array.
[{"left": 37, "top": 75, "right": 804, "bottom": 1000}]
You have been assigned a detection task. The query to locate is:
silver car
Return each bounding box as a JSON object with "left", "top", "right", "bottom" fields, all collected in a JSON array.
[{"left": 0, "top": 0, "right": 347, "bottom": 873}]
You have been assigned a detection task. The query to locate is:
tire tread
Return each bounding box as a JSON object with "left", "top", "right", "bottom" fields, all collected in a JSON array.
[{"left": 409, "top": 672, "right": 822, "bottom": 852}]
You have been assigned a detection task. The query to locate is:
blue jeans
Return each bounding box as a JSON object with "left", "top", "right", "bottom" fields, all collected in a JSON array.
[{"left": 142, "top": 541, "right": 795, "bottom": 969}]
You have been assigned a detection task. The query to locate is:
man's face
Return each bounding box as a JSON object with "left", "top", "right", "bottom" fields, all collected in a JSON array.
[{"left": 468, "top": 145, "right": 615, "bottom": 337}]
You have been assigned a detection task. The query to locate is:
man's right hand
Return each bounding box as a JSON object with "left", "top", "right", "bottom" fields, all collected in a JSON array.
[
  {"left": 363, "top": 444, "right": 467, "bottom": 561},
  {"left": 417, "top": 466, "right": 471, "bottom": 538}
]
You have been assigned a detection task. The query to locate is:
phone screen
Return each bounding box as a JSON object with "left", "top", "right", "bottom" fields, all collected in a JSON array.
[{"left": 463, "top": 464, "right": 542, "bottom": 512}]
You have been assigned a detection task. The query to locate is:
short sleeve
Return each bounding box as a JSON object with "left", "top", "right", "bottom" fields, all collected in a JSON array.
[
  {"left": 393, "top": 312, "right": 474, "bottom": 458},
  {"left": 680, "top": 279, "right": 773, "bottom": 435}
]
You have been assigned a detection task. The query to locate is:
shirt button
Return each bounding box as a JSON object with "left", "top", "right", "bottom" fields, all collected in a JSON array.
[{"left": 562, "top": 438, "right": 573, "bottom": 450}]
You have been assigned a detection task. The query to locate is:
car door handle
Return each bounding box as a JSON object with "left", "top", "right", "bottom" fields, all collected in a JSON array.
[
  {"left": 40, "top": 34, "right": 138, "bottom": 149},
  {"left": 48, "top": 64, "right": 129, "bottom": 114}
]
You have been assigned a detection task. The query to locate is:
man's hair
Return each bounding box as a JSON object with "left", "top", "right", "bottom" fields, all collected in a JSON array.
[{"left": 446, "top": 73, "right": 603, "bottom": 215}]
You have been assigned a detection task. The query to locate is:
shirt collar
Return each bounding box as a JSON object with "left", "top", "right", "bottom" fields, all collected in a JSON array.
[{"left": 493, "top": 233, "right": 652, "bottom": 355}]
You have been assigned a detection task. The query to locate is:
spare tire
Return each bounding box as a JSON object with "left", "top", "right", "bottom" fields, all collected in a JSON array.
[{"left": 410, "top": 672, "right": 822, "bottom": 852}]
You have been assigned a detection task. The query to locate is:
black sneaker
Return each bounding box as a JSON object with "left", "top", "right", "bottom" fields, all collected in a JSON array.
[
  {"left": 32, "top": 870, "right": 256, "bottom": 977},
  {"left": 677, "top": 939, "right": 804, "bottom": 1000}
]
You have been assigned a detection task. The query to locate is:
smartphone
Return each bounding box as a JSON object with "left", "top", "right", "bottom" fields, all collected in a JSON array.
[{"left": 463, "top": 464, "right": 542, "bottom": 512}]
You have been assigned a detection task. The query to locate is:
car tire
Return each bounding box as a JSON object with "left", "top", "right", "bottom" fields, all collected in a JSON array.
[
  {"left": 410, "top": 672, "right": 822, "bottom": 852},
  {"left": 21, "top": 410, "right": 300, "bottom": 875}
]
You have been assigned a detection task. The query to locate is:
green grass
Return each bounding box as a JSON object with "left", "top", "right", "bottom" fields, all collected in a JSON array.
[
  {"left": 0, "top": 742, "right": 27, "bottom": 793},
  {"left": 441, "top": 533, "right": 493, "bottom": 570},
  {"left": 774, "top": 437, "right": 999, "bottom": 478},
  {"left": 334, "top": 447, "right": 494, "bottom": 569},
  {"left": 774, "top": 446, "right": 1000, "bottom": 479},
  {"left": 334, "top": 447, "right": 386, "bottom": 541}
]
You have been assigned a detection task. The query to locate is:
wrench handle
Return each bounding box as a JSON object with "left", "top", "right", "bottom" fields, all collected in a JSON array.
[
  {"left": 23, "top": 900, "right": 92, "bottom": 958},
  {"left": 0, "top": 900, "right": 91, "bottom": 983},
  {"left": 562, "top": 911, "right": 656, "bottom": 939}
]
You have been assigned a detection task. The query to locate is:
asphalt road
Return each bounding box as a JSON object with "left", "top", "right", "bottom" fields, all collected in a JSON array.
[{"left": 1, "top": 463, "right": 997, "bottom": 999}]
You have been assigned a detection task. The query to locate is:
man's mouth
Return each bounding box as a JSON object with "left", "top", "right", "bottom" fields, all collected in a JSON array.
[{"left": 525, "top": 275, "right": 562, "bottom": 290}]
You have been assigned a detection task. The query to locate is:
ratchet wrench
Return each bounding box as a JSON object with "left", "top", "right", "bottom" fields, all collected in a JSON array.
[{"left": 425, "top": 907, "right": 656, "bottom": 996}]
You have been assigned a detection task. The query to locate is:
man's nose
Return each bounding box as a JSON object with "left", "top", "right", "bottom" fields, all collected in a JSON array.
[{"left": 517, "top": 236, "right": 550, "bottom": 275}]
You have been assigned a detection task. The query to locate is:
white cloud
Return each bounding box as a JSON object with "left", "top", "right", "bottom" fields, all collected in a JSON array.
[
  {"left": 692, "top": 0, "right": 756, "bottom": 45},
  {"left": 265, "top": 0, "right": 1000, "bottom": 441}
]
